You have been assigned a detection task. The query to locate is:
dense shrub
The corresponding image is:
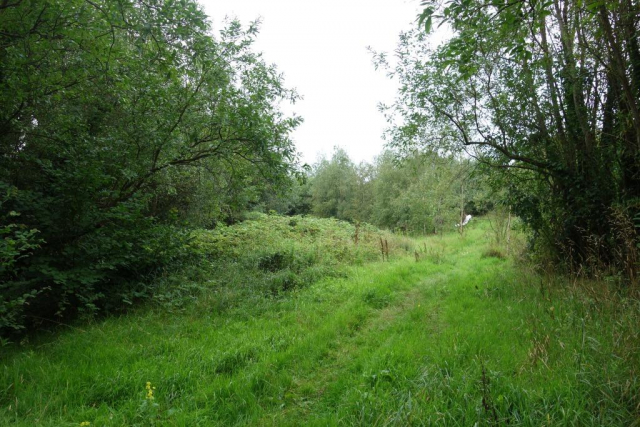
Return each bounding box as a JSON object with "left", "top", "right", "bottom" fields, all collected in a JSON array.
[
  {"left": 187, "top": 214, "right": 414, "bottom": 302},
  {"left": 0, "top": 0, "right": 299, "bottom": 335}
]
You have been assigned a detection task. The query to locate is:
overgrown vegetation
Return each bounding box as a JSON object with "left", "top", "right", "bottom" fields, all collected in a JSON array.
[
  {"left": 181, "top": 213, "right": 413, "bottom": 305},
  {"left": 377, "top": 0, "right": 640, "bottom": 279},
  {"left": 0, "top": 0, "right": 300, "bottom": 334},
  {"left": 1, "top": 218, "right": 638, "bottom": 426},
  {"left": 1, "top": 0, "right": 639, "bottom": 424}
]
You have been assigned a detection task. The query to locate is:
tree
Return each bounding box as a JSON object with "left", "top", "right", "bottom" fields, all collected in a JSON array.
[
  {"left": 0, "top": 0, "right": 300, "bottom": 333},
  {"left": 372, "top": 151, "right": 475, "bottom": 235},
  {"left": 310, "top": 148, "right": 360, "bottom": 221},
  {"left": 306, "top": 147, "right": 485, "bottom": 235},
  {"left": 380, "top": 0, "right": 640, "bottom": 277}
]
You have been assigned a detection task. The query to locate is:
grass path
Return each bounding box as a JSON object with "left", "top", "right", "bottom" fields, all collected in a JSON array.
[{"left": 1, "top": 224, "right": 638, "bottom": 426}]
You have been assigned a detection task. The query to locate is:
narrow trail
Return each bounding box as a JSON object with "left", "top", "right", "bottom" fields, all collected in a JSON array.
[
  {"left": 190, "top": 232, "right": 502, "bottom": 425},
  {"left": 247, "top": 242, "right": 495, "bottom": 426}
]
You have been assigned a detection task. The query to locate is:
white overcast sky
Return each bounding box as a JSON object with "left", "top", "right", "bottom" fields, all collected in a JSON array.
[{"left": 200, "top": 0, "right": 422, "bottom": 165}]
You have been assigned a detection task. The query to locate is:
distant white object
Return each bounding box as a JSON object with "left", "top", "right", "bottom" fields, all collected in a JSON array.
[{"left": 456, "top": 214, "right": 472, "bottom": 227}]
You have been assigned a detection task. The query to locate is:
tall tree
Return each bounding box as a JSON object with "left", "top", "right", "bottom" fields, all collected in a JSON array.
[
  {"left": 310, "top": 148, "right": 360, "bottom": 221},
  {"left": 380, "top": 0, "right": 640, "bottom": 277},
  {"left": 0, "top": 0, "right": 300, "bottom": 332}
]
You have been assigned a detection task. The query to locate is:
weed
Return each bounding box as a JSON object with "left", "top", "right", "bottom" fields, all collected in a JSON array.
[{"left": 482, "top": 247, "right": 506, "bottom": 259}]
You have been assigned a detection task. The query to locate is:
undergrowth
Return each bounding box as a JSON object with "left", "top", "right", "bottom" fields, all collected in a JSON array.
[
  {"left": 0, "top": 218, "right": 638, "bottom": 426},
  {"left": 153, "top": 213, "right": 413, "bottom": 311}
]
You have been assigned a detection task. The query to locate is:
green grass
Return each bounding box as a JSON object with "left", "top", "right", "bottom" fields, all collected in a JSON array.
[{"left": 1, "top": 217, "right": 639, "bottom": 426}]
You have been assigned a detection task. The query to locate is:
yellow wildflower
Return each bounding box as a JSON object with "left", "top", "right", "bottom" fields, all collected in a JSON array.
[
  {"left": 80, "top": 422, "right": 91, "bottom": 426},
  {"left": 145, "top": 381, "right": 155, "bottom": 400}
]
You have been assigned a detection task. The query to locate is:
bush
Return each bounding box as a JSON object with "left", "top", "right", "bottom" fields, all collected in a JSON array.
[
  {"left": 0, "top": 192, "right": 193, "bottom": 335},
  {"left": 1, "top": 0, "right": 300, "bottom": 336},
  {"left": 187, "top": 215, "right": 412, "bottom": 303}
]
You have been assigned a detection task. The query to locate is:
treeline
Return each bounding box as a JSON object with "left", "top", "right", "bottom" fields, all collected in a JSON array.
[
  {"left": 0, "top": 0, "right": 300, "bottom": 334},
  {"left": 277, "top": 148, "right": 493, "bottom": 236}
]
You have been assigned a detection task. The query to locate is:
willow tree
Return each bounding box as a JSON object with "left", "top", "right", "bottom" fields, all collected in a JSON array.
[
  {"left": 310, "top": 148, "right": 363, "bottom": 221},
  {"left": 0, "top": 0, "right": 300, "bottom": 332},
  {"left": 380, "top": 0, "right": 640, "bottom": 277}
]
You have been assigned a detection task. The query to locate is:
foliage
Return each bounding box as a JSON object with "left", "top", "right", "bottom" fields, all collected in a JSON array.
[
  {"left": 0, "top": 0, "right": 300, "bottom": 334},
  {"left": 308, "top": 147, "right": 490, "bottom": 235},
  {"left": 254, "top": 170, "right": 313, "bottom": 217},
  {"left": 189, "top": 213, "right": 412, "bottom": 298},
  {"left": 309, "top": 148, "right": 362, "bottom": 221},
  {"left": 380, "top": 0, "right": 640, "bottom": 278}
]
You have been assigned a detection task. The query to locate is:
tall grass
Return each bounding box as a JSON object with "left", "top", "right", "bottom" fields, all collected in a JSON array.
[{"left": 0, "top": 217, "right": 638, "bottom": 426}]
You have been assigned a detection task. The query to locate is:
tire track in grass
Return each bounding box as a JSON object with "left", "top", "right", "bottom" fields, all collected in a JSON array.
[
  {"left": 256, "top": 269, "right": 475, "bottom": 426},
  {"left": 198, "top": 259, "right": 449, "bottom": 425},
  {"left": 261, "top": 244, "right": 492, "bottom": 426},
  {"left": 184, "top": 228, "right": 483, "bottom": 425}
]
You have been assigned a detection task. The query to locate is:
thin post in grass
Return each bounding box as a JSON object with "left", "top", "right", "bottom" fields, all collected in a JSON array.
[
  {"left": 506, "top": 206, "right": 512, "bottom": 255},
  {"left": 459, "top": 182, "right": 465, "bottom": 237},
  {"left": 353, "top": 221, "right": 360, "bottom": 245},
  {"left": 480, "top": 361, "right": 499, "bottom": 423},
  {"left": 578, "top": 317, "right": 586, "bottom": 370},
  {"left": 379, "top": 237, "right": 389, "bottom": 261}
]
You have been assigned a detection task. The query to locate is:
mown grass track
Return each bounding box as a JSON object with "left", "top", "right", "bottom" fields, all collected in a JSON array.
[{"left": 1, "top": 221, "right": 638, "bottom": 426}]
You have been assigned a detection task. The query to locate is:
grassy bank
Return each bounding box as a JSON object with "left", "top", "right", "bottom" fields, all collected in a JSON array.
[{"left": 1, "top": 218, "right": 638, "bottom": 426}]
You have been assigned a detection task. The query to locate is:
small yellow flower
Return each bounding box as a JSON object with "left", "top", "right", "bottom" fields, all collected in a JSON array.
[
  {"left": 80, "top": 422, "right": 91, "bottom": 426},
  {"left": 145, "top": 381, "right": 155, "bottom": 400}
]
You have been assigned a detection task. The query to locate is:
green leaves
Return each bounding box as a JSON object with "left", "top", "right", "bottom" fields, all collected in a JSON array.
[
  {"left": 0, "top": 0, "right": 300, "bottom": 334},
  {"left": 417, "top": 6, "right": 434, "bottom": 33},
  {"left": 391, "top": 0, "right": 640, "bottom": 278}
]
